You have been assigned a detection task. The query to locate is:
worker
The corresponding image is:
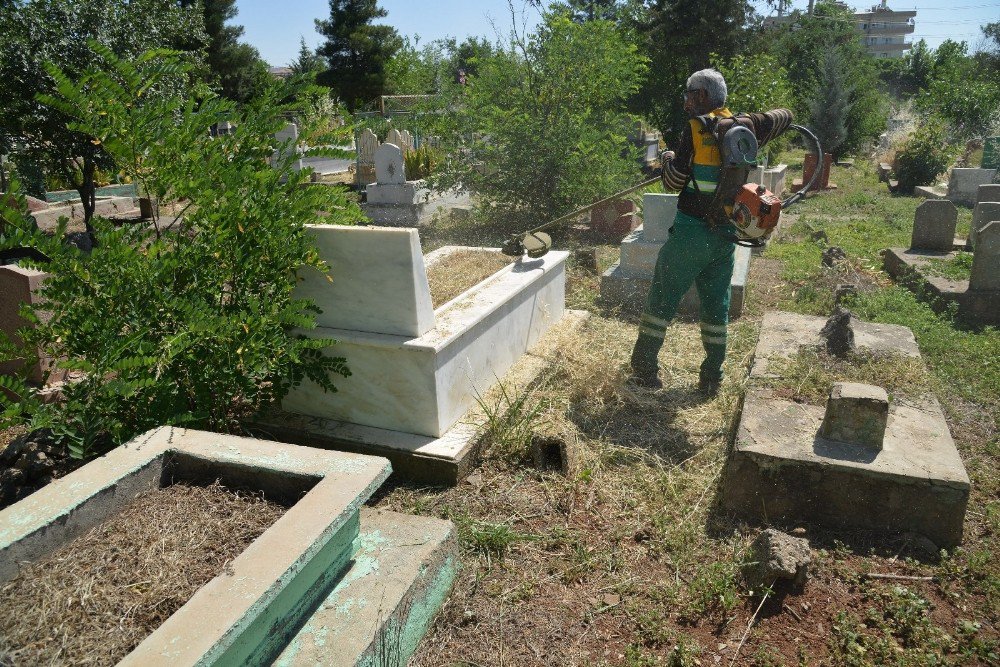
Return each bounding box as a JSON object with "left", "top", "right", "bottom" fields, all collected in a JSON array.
[{"left": 629, "top": 69, "right": 792, "bottom": 395}]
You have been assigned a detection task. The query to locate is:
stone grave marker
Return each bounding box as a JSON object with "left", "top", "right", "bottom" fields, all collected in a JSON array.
[
  {"left": 385, "top": 129, "right": 403, "bottom": 149},
  {"left": 947, "top": 168, "right": 997, "bottom": 206},
  {"left": 272, "top": 122, "right": 302, "bottom": 172},
  {"left": 400, "top": 130, "right": 414, "bottom": 152},
  {"left": 977, "top": 183, "right": 1000, "bottom": 207},
  {"left": 911, "top": 199, "right": 957, "bottom": 251},
  {"left": 819, "top": 382, "right": 890, "bottom": 451},
  {"left": 356, "top": 128, "right": 379, "bottom": 186},
  {"left": 970, "top": 221, "right": 1000, "bottom": 291},
  {"left": 983, "top": 136, "right": 1000, "bottom": 170},
  {"left": 971, "top": 201, "right": 1000, "bottom": 249},
  {"left": 374, "top": 142, "right": 406, "bottom": 185}
]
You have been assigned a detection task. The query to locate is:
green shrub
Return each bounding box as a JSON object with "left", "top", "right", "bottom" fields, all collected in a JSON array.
[
  {"left": 403, "top": 144, "right": 440, "bottom": 180},
  {"left": 894, "top": 118, "right": 957, "bottom": 192},
  {"left": 0, "top": 46, "right": 360, "bottom": 458}
]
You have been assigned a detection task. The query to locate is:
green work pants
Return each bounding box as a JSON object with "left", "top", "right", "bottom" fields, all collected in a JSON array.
[{"left": 630, "top": 212, "right": 736, "bottom": 382}]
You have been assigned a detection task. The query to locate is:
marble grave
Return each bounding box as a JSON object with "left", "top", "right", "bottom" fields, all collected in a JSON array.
[
  {"left": 599, "top": 193, "right": 752, "bottom": 318},
  {"left": 361, "top": 143, "right": 439, "bottom": 226}
]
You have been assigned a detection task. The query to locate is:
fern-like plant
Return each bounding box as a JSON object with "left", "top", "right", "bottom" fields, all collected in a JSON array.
[{"left": 0, "top": 44, "right": 361, "bottom": 458}]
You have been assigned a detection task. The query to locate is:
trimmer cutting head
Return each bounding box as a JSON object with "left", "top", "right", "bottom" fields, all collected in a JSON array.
[{"left": 501, "top": 231, "right": 551, "bottom": 259}]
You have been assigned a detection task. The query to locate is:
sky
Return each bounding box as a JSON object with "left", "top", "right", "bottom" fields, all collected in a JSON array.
[{"left": 234, "top": 0, "right": 1000, "bottom": 67}]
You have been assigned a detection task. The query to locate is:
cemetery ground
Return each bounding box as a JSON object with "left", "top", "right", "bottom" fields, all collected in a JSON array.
[{"left": 375, "top": 158, "right": 999, "bottom": 665}]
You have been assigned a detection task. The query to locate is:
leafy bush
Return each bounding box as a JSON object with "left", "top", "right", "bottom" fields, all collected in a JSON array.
[
  {"left": 0, "top": 46, "right": 360, "bottom": 458},
  {"left": 894, "top": 117, "right": 957, "bottom": 192},
  {"left": 433, "top": 13, "right": 648, "bottom": 227}
]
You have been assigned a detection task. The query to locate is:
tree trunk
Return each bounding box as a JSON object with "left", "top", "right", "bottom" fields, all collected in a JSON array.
[{"left": 77, "top": 155, "right": 97, "bottom": 243}]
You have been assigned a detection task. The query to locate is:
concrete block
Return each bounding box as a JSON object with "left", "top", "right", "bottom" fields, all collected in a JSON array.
[
  {"left": 946, "top": 168, "right": 996, "bottom": 207},
  {"left": 913, "top": 185, "right": 946, "bottom": 199},
  {"left": 721, "top": 311, "right": 970, "bottom": 548},
  {"left": 975, "top": 183, "right": 1000, "bottom": 206},
  {"left": 970, "top": 221, "right": 1000, "bottom": 291},
  {"left": 884, "top": 247, "right": 1000, "bottom": 326},
  {"left": 366, "top": 182, "right": 419, "bottom": 205},
  {"left": 0, "top": 264, "right": 60, "bottom": 384},
  {"left": 819, "top": 382, "right": 889, "bottom": 451},
  {"left": 970, "top": 201, "right": 1000, "bottom": 249},
  {"left": 641, "top": 193, "right": 677, "bottom": 242}
]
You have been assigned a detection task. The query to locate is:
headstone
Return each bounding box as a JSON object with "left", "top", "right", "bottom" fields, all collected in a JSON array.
[
  {"left": 399, "top": 130, "right": 414, "bottom": 152},
  {"left": 641, "top": 193, "right": 677, "bottom": 242},
  {"left": 357, "top": 128, "right": 379, "bottom": 165},
  {"left": 970, "top": 221, "right": 1000, "bottom": 291},
  {"left": 820, "top": 306, "right": 855, "bottom": 357},
  {"left": 385, "top": 129, "right": 403, "bottom": 149},
  {"left": 911, "top": 199, "right": 957, "bottom": 251},
  {"left": 803, "top": 152, "right": 833, "bottom": 190},
  {"left": 273, "top": 122, "right": 302, "bottom": 172},
  {"left": 982, "top": 136, "right": 1000, "bottom": 170},
  {"left": 976, "top": 184, "right": 1000, "bottom": 208},
  {"left": 947, "top": 168, "right": 997, "bottom": 207},
  {"left": 819, "top": 382, "right": 889, "bottom": 451},
  {"left": 374, "top": 143, "right": 406, "bottom": 184},
  {"left": 971, "top": 202, "right": 1000, "bottom": 249},
  {"left": 590, "top": 199, "right": 638, "bottom": 240}
]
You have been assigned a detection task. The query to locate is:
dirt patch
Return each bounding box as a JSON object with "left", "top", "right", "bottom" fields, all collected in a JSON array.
[
  {"left": 0, "top": 429, "right": 83, "bottom": 510},
  {"left": 0, "top": 482, "right": 286, "bottom": 666},
  {"left": 426, "top": 249, "right": 511, "bottom": 308}
]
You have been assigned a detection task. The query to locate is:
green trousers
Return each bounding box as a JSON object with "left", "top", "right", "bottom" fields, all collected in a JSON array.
[{"left": 630, "top": 211, "right": 736, "bottom": 382}]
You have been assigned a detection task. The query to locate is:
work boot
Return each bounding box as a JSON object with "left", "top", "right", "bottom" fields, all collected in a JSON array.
[
  {"left": 698, "top": 374, "right": 721, "bottom": 397},
  {"left": 628, "top": 372, "right": 663, "bottom": 390}
]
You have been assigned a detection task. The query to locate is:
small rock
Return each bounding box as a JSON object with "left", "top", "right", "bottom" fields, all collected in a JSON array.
[
  {"left": 820, "top": 306, "right": 857, "bottom": 358},
  {"left": 791, "top": 527, "right": 807, "bottom": 537},
  {"left": 902, "top": 532, "right": 941, "bottom": 560},
  {"left": 744, "top": 528, "right": 811, "bottom": 592},
  {"left": 821, "top": 246, "right": 847, "bottom": 267},
  {"left": 27, "top": 452, "right": 56, "bottom": 481},
  {"left": 834, "top": 283, "right": 858, "bottom": 306},
  {"left": 64, "top": 231, "right": 93, "bottom": 252},
  {"left": 0, "top": 438, "right": 25, "bottom": 465}
]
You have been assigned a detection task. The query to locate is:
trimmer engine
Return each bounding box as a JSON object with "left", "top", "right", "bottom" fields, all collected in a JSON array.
[{"left": 731, "top": 183, "right": 782, "bottom": 242}]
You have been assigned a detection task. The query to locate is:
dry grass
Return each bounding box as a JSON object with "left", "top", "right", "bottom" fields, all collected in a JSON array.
[
  {"left": 0, "top": 482, "right": 285, "bottom": 666},
  {"left": 760, "top": 348, "right": 931, "bottom": 405},
  {"left": 426, "top": 249, "right": 511, "bottom": 308}
]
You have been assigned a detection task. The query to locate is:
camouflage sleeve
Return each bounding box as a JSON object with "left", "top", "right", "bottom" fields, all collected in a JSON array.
[
  {"left": 661, "top": 122, "right": 693, "bottom": 191},
  {"left": 748, "top": 108, "right": 794, "bottom": 147}
]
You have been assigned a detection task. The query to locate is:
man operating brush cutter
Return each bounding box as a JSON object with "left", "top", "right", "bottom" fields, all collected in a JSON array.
[{"left": 629, "top": 68, "right": 794, "bottom": 395}]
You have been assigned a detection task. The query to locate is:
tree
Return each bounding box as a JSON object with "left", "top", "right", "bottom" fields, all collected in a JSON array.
[
  {"left": 633, "top": 0, "right": 758, "bottom": 137},
  {"left": 179, "top": 0, "right": 269, "bottom": 103},
  {"left": 1, "top": 46, "right": 359, "bottom": 457},
  {"left": 289, "top": 36, "right": 324, "bottom": 76},
  {"left": 808, "top": 49, "right": 853, "bottom": 158},
  {"left": 315, "top": 0, "right": 402, "bottom": 110},
  {"left": 0, "top": 0, "right": 207, "bottom": 233},
  {"left": 435, "top": 13, "right": 647, "bottom": 226}
]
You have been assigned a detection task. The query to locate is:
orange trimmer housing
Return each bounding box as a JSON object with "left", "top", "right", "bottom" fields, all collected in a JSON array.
[{"left": 731, "top": 183, "right": 783, "bottom": 239}]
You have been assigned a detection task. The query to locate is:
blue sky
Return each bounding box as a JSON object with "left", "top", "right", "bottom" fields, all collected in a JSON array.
[{"left": 234, "top": 0, "right": 1000, "bottom": 67}]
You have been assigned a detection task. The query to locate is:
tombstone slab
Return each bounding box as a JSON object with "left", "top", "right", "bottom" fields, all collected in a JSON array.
[
  {"left": 720, "top": 311, "right": 970, "bottom": 548},
  {"left": 374, "top": 142, "right": 406, "bottom": 185},
  {"left": 947, "top": 168, "right": 997, "bottom": 207},
  {"left": 970, "top": 221, "right": 1000, "bottom": 291},
  {"left": 911, "top": 199, "right": 957, "bottom": 251},
  {"left": 641, "top": 192, "right": 677, "bottom": 242},
  {"left": 884, "top": 247, "right": 1000, "bottom": 326},
  {"left": 975, "top": 183, "right": 1000, "bottom": 207},
  {"left": 819, "top": 382, "right": 889, "bottom": 451},
  {"left": 971, "top": 201, "right": 1000, "bottom": 249}
]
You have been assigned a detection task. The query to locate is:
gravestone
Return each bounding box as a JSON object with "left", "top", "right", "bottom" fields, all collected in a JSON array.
[
  {"left": 976, "top": 184, "right": 1000, "bottom": 207},
  {"left": 911, "top": 199, "right": 957, "bottom": 251},
  {"left": 970, "top": 221, "right": 1000, "bottom": 291},
  {"left": 947, "top": 168, "right": 997, "bottom": 207},
  {"left": 400, "top": 130, "right": 414, "bottom": 152},
  {"left": 374, "top": 142, "right": 406, "bottom": 185},
  {"left": 356, "top": 128, "right": 380, "bottom": 187},
  {"left": 272, "top": 122, "right": 302, "bottom": 172},
  {"left": 970, "top": 201, "right": 1000, "bottom": 249},
  {"left": 982, "top": 136, "right": 1000, "bottom": 170},
  {"left": 819, "top": 382, "right": 889, "bottom": 451},
  {"left": 641, "top": 192, "right": 677, "bottom": 242},
  {"left": 385, "top": 128, "right": 403, "bottom": 149}
]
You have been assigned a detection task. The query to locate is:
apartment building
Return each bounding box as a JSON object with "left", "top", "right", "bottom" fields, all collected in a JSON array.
[{"left": 763, "top": 1, "right": 917, "bottom": 59}]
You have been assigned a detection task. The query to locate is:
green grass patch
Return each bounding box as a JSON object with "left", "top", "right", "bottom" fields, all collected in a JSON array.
[
  {"left": 922, "top": 252, "right": 973, "bottom": 281},
  {"left": 760, "top": 348, "right": 931, "bottom": 405}
]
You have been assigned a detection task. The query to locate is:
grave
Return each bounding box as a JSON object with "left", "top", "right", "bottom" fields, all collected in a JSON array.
[
  {"left": 0, "top": 264, "right": 63, "bottom": 385},
  {"left": 356, "top": 128, "right": 379, "bottom": 187},
  {"left": 272, "top": 122, "right": 304, "bottom": 174},
  {"left": 969, "top": 197, "right": 1000, "bottom": 249},
  {"left": 254, "top": 225, "right": 578, "bottom": 484},
  {"left": 793, "top": 153, "right": 836, "bottom": 191},
  {"left": 361, "top": 143, "right": 440, "bottom": 226},
  {"left": 599, "top": 192, "right": 751, "bottom": 318},
  {"left": 883, "top": 203, "right": 1000, "bottom": 326},
  {"left": 589, "top": 198, "right": 639, "bottom": 241},
  {"left": 749, "top": 163, "right": 788, "bottom": 197},
  {"left": 0, "top": 427, "right": 457, "bottom": 666},
  {"left": 28, "top": 195, "right": 139, "bottom": 230},
  {"left": 945, "top": 168, "right": 997, "bottom": 207},
  {"left": 720, "top": 311, "right": 970, "bottom": 548}
]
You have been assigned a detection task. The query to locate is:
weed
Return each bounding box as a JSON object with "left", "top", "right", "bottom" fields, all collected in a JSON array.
[
  {"left": 922, "top": 252, "right": 973, "bottom": 281},
  {"left": 476, "top": 380, "right": 543, "bottom": 461},
  {"left": 458, "top": 517, "right": 529, "bottom": 560}
]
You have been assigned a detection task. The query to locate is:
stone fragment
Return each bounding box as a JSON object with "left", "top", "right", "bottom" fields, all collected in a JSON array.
[
  {"left": 573, "top": 247, "right": 599, "bottom": 274},
  {"left": 819, "top": 307, "right": 856, "bottom": 357},
  {"left": 911, "top": 199, "right": 957, "bottom": 251},
  {"left": 970, "top": 221, "right": 1000, "bottom": 291},
  {"left": 530, "top": 433, "right": 576, "bottom": 475},
  {"left": 743, "top": 529, "right": 811, "bottom": 592},
  {"left": 947, "top": 168, "right": 996, "bottom": 207},
  {"left": 834, "top": 283, "right": 858, "bottom": 306},
  {"left": 819, "top": 382, "right": 889, "bottom": 450},
  {"left": 970, "top": 201, "right": 1000, "bottom": 249},
  {"left": 821, "top": 246, "right": 846, "bottom": 267},
  {"left": 374, "top": 142, "right": 406, "bottom": 185}
]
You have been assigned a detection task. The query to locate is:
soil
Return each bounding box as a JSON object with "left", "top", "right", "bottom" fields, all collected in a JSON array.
[
  {"left": 0, "top": 482, "right": 286, "bottom": 666},
  {"left": 426, "top": 249, "right": 511, "bottom": 308}
]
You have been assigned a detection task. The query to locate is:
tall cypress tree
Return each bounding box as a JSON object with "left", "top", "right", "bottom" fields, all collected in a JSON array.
[
  {"left": 179, "top": 0, "right": 266, "bottom": 103},
  {"left": 809, "top": 49, "right": 853, "bottom": 158},
  {"left": 315, "top": 0, "right": 402, "bottom": 110}
]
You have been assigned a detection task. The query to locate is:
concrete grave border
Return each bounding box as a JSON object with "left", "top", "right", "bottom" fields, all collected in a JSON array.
[{"left": 0, "top": 427, "right": 391, "bottom": 666}]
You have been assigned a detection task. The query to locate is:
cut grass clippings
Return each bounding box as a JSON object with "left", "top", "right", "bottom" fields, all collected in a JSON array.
[
  {"left": 0, "top": 482, "right": 286, "bottom": 666},
  {"left": 426, "top": 249, "right": 511, "bottom": 309}
]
